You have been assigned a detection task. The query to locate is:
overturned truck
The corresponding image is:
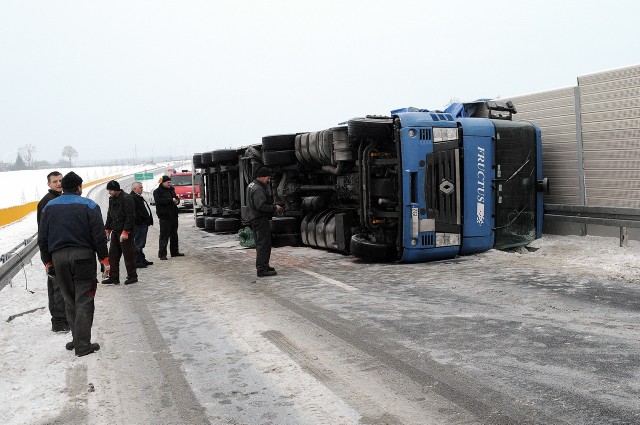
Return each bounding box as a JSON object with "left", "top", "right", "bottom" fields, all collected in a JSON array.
[{"left": 192, "top": 101, "right": 548, "bottom": 262}]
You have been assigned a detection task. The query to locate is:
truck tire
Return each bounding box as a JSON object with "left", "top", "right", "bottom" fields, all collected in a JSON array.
[
  {"left": 214, "top": 217, "right": 241, "bottom": 232},
  {"left": 195, "top": 216, "right": 206, "bottom": 228},
  {"left": 348, "top": 116, "right": 394, "bottom": 140},
  {"left": 272, "top": 233, "right": 302, "bottom": 247},
  {"left": 270, "top": 217, "right": 298, "bottom": 234},
  {"left": 204, "top": 217, "right": 218, "bottom": 231},
  {"left": 211, "top": 149, "right": 238, "bottom": 164},
  {"left": 350, "top": 233, "right": 395, "bottom": 262},
  {"left": 262, "top": 134, "right": 296, "bottom": 151},
  {"left": 201, "top": 152, "right": 213, "bottom": 167},
  {"left": 193, "top": 154, "right": 203, "bottom": 168},
  {"left": 263, "top": 150, "right": 297, "bottom": 166}
]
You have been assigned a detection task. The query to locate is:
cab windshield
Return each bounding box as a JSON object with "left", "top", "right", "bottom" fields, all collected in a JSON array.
[{"left": 171, "top": 175, "right": 192, "bottom": 186}]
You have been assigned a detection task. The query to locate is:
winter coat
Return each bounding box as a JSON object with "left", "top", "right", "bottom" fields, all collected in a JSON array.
[
  {"left": 38, "top": 193, "right": 109, "bottom": 264},
  {"left": 105, "top": 191, "right": 135, "bottom": 233},
  {"left": 130, "top": 191, "right": 153, "bottom": 226},
  {"left": 245, "top": 179, "right": 276, "bottom": 222},
  {"left": 37, "top": 189, "right": 61, "bottom": 229},
  {"left": 153, "top": 184, "right": 179, "bottom": 219}
]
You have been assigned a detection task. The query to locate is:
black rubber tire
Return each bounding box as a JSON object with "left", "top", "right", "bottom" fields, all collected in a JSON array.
[
  {"left": 263, "top": 150, "right": 297, "bottom": 166},
  {"left": 272, "top": 233, "right": 302, "bottom": 248},
  {"left": 201, "top": 152, "right": 213, "bottom": 167},
  {"left": 211, "top": 149, "right": 238, "bottom": 164},
  {"left": 270, "top": 217, "right": 299, "bottom": 234},
  {"left": 214, "top": 217, "right": 241, "bottom": 232},
  {"left": 193, "top": 154, "right": 203, "bottom": 168},
  {"left": 195, "top": 216, "right": 206, "bottom": 228},
  {"left": 348, "top": 116, "right": 394, "bottom": 140},
  {"left": 262, "top": 134, "right": 296, "bottom": 151},
  {"left": 204, "top": 217, "right": 218, "bottom": 231},
  {"left": 349, "top": 233, "right": 395, "bottom": 262}
]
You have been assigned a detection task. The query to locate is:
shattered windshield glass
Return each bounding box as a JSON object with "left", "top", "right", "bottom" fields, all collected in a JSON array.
[{"left": 492, "top": 121, "right": 537, "bottom": 249}]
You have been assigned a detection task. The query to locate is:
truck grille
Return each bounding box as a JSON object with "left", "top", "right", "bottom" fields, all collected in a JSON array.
[{"left": 426, "top": 148, "right": 461, "bottom": 233}]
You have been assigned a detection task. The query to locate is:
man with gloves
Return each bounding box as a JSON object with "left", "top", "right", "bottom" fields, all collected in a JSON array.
[
  {"left": 102, "top": 180, "right": 138, "bottom": 285},
  {"left": 38, "top": 171, "right": 109, "bottom": 357},
  {"left": 153, "top": 175, "right": 184, "bottom": 260}
]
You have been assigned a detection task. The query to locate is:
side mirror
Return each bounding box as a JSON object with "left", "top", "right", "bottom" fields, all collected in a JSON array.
[{"left": 536, "top": 177, "right": 550, "bottom": 194}]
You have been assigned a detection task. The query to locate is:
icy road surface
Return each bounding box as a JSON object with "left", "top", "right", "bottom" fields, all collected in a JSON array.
[{"left": 1, "top": 210, "right": 639, "bottom": 424}]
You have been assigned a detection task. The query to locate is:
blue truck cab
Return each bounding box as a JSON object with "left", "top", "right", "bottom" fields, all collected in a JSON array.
[{"left": 391, "top": 104, "right": 544, "bottom": 262}]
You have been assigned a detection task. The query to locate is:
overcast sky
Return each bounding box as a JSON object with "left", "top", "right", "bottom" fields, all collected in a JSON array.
[{"left": 1, "top": 0, "right": 638, "bottom": 164}]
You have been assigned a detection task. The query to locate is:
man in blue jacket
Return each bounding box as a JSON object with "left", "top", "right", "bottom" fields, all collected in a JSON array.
[{"left": 38, "top": 171, "right": 109, "bottom": 357}]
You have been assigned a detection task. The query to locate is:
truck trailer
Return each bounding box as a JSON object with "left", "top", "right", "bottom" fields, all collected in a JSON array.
[{"left": 192, "top": 100, "right": 548, "bottom": 262}]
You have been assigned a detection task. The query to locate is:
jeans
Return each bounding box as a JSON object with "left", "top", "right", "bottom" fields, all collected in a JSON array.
[{"left": 133, "top": 224, "right": 149, "bottom": 265}]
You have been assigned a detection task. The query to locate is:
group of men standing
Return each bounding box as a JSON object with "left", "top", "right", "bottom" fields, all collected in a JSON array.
[{"left": 37, "top": 171, "right": 183, "bottom": 357}]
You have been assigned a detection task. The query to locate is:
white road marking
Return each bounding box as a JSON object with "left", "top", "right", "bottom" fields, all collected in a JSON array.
[{"left": 295, "top": 267, "right": 359, "bottom": 292}]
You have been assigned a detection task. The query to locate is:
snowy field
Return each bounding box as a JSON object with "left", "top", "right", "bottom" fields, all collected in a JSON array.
[{"left": 0, "top": 161, "right": 188, "bottom": 254}]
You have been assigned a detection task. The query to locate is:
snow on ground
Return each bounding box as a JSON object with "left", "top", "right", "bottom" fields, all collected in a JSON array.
[
  {"left": 0, "top": 161, "right": 188, "bottom": 254},
  {"left": 0, "top": 161, "right": 189, "bottom": 209},
  {"left": 0, "top": 231, "right": 638, "bottom": 424}
]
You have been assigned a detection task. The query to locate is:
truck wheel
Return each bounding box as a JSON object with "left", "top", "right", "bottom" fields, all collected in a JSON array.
[
  {"left": 201, "top": 152, "right": 214, "bottom": 167},
  {"left": 263, "top": 150, "right": 297, "bottom": 166},
  {"left": 214, "top": 217, "right": 241, "bottom": 232},
  {"left": 262, "top": 134, "right": 296, "bottom": 151},
  {"left": 195, "top": 216, "right": 206, "bottom": 228},
  {"left": 270, "top": 217, "right": 298, "bottom": 234},
  {"left": 272, "top": 233, "right": 302, "bottom": 247},
  {"left": 350, "top": 233, "right": 395, "bottom": 261},
  {"left": 211, "top": 149, "right": 238, "bottom": 164},
  {"left": 348, "top": 116, "right": 394, "bottom": 140},
  {"left": 193, "top": 154, "right": 203, "bottom": 169},
  {"left": 204, "top": 217, "right": 218, "bottom": 231}
]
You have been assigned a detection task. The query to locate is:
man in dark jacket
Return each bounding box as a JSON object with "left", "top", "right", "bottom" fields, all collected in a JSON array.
[
  {"left": 38, "top": 171, "right": 109, "bottom": 357},
  {"left": 102, "top": 180, "right": 138, "bottom": 285},
  {"left": 36, "top": 171, "right": 69, "bottom": 332},
  {"left": 130, "top": 181, "right": 154, "bottom": 268},
  {"left": 246, "top": 167, "right": 283, "bottom": 277},
  {"left": 153, "top": 175, "right": 184, "bottom": 260}
]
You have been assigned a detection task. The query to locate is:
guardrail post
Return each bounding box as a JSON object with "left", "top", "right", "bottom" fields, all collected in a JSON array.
[{"left": 620, "top": 227, "right": 629, "bottom": 247}]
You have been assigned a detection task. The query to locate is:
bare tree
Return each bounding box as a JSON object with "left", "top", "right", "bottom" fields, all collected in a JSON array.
[
  {"left": 62, "top": 145, "right": 78, "bottom": 166},
  {"left": 18, "top": 144, "right": 37, "bottom": 168}
]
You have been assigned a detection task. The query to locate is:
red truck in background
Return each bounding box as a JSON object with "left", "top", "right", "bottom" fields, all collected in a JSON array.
[{"left": 170, "top": 170, "right": 201, "bottom": 211}]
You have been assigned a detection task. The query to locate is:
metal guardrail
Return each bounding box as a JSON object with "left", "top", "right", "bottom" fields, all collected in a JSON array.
[
  {"left": 0, "top": 232, "right": 39, "bottom": 290},
  {"left": 544, "top": 204, "right": 640, "bottom": 246}
]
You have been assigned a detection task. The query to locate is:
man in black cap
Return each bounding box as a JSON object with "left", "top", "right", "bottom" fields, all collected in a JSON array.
[
  {"left": 245, "top": 167, "right": 283, "bottom": 277},
  {"left": 102, "top": 180, "right": 137, "bottom": 285},
  {"left": 38, "top": 171, "right": 109, "bottom": 357},
  {"left": 153, "top": 175, "right": 184, "bottom": 260},
  {"left": 36, "top": 171, "right": 69, "bottom": 332}
]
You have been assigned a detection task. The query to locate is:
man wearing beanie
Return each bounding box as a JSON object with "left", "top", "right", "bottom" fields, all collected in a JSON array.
[
  {"left": 36, "top": 171, "right": 69, "bottom": 333},
  {"left": 38, "top": 171, "right": 109, "bottom": 357},
  {"left": 245, "top": 167, "right": 283, "bottom": 277},
  {"left": 103, "top": 180, "right": 138, "bottom": 285},
  {"left": 153, "top": 175, "right": 184, "bottom": 260}
]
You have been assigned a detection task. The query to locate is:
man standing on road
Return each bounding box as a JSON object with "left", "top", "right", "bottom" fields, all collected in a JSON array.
[
  {"left": 246, "top": 167, "right": 283, "bottom": 277},
  {"left": 38, "top": 171, "right": 109, "bottom": 357},
  {"left": 102, "top": 180, "right": 138, "bottom": 285},
  {"left": 153, "top": 175, "right": 184, "bottom": 260},
  {"left": 36, "top": 171, "right": 69, "bottom": 332},
  {"left": 130, "top": 182, "right": 154, "bottom": 268}
]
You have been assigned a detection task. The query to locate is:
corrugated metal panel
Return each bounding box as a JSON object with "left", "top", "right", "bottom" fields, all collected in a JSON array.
[
  {"left": 502, "top": 88, "right": 581, "bottom": 206},
  {"left": 578, "top": 65, "right": 640, "bottom": 208}
]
